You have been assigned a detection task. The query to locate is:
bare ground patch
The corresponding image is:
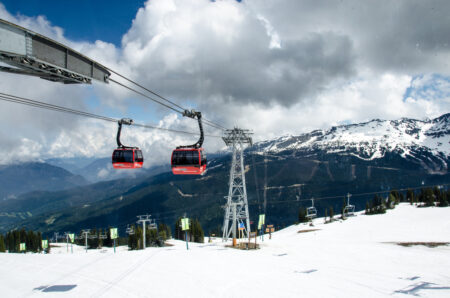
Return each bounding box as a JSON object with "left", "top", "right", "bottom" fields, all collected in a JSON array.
[
  {"left": 298, "top": 229, "right": 320, "bottom": 233},
  {"left": 391, "top": 242, "right": 449, "bottom": 248}
]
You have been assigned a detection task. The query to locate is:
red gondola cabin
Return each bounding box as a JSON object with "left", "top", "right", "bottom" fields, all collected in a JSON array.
[
  {"left": 171, "top": 148, "right": 206, "bottom": 175},
  {"left": 112, "top": 148, "right": 144, "bottom": 169}
]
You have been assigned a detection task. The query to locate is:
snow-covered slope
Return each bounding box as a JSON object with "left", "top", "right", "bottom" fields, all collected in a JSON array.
[
  {"left": 0, "top": 204, "right": 449, "bottom": 297},
  {"left": 255, "top": 113, "right": 450, "bottom": 164}
]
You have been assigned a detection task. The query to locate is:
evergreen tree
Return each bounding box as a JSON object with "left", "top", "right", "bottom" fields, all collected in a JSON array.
[
  {"left": 127, "top": 225, "right": 139, "bottom": 250},
  {"left": 424, "top": 188, "right": 435, "bottom": 207},
  {"left": 298, "top": 207, "right": 307, "bottom": 223},
  {"left": 366, "top": 195, "right": 386, "bottom": 215},
  {"left": 0, "top": 234, "right": 5, "bottom": 252},
  {"left": 192, "top": 219, "right": 204, "bottom": 243},
  {"left": 6, "top": 231, "right": 13, "bottom": 252},
  {"left": 329, "top": 206, "right": 334, "bottom": 221},
  {"left": 399, "top": 192, "right": 405, "bottom": 203},
  {"left": 438, "top": 189, "right": 448, "bottom": 207},
  {"left": 433, "top": 187, "right": 442, "bottom": 203},
  {"left": 365, "top": 201, "right": 369, "bottom": 214},
  {"left": 37, "top": 232, "right": 42, "bottom": 252},
  {"left": 407, "top": 190, "right": 413, "bottom": 205},
  {"left": 146, "top": 228, "right": 158, "bottom": 247},
  {"left": 136, "top": 226, "right": 143, "bottom": 249},
  {"left": 324, "top": 208, "right": 328, "bottom": 223},
  {"left": 390, "top": 190, "right": 400, "bottom": 205},
  {"left": 97, "top": 228, "right": 104, "bottom": 248},
  {"left": 104, "top": 227, "right": 113, "bottom": 247},
  {"left": 418, "top": 189, "right": 425, "bottom": 205},
  {"left": 88, "top": 228, "right": 99, "bottom": 249},
  {"left": 174, "top": 218, "right": 183, "bottom": 240},
  {"left": 75, "top": 231, "right": 84, "bottom": 246},
  {"left": 158, "top": 223, "right": 171, "bottom": 242},
  {"left": 387, "top": 193, "right": 396, "bottom": 209}
]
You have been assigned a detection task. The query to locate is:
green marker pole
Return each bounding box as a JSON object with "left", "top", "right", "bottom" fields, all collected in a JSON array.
[
  {"left": 114, "top": 239, "right": 116, "bottom": 253},
  {"left": 71, "top": 242, "right": 73, "bottom": 254},
  {"left": 185, "top": 231, "right": 189, "bottom": 250}
]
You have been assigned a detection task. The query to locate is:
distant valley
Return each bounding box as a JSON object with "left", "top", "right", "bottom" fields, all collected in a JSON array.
[{"left": 0, "top": 113, "right": 448, "bottom": 235}]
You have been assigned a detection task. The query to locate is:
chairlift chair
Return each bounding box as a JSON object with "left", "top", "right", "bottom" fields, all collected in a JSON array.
[
  {"left": 126, "top": 224, "right": 135, "bottom": 235},
  {"left": 306, "top": 198, "right": 317, "bottom": 220},
  {"left": 344, "top": 193, "right": 355, "bottom": 217}
]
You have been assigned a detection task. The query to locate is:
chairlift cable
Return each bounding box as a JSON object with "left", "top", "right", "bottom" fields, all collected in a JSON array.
[
  {"left": 250, "top": 182, "right": 450, "bottom": 206},
  {"left": 76, "top": 181, "right": 449, "bottom": 234}
]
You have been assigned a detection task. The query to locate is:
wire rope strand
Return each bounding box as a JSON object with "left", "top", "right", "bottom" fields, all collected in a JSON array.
[
  {"left": 110, "top": 77, "right": 226, "bottom": 131},
  {"left": 108, "top": 78, "right": 185, "bottom": 114},
  {"left": 0, "top": 92, "right": 222, "bottom": 138},
  {"left": 106, "top": 68, "right": 228, "bottom": 130}
]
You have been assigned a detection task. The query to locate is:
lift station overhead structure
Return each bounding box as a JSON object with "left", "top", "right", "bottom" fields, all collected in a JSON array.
[
  {"left": 222, "top": 127, "right": 253, "bottom": 242},
  {"left": 0, "top": 19, "right": 110, "bottom": 84}
]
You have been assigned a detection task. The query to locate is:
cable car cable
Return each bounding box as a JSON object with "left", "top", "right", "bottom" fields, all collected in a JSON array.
[
  {"left": 108, "top": 78, "right": 226, "bottom": 131},
  {"left": 0, "top": 92, "right": 222, "bottom": 138},
  {"left": 106, "top": 67, "right": 187, "bottom": 111},
  {"left": 108, "top": 78, "right": 184, "bottom": 114},
  {"left": 105, "top": 68, "right": 228, "bottom": 131}
]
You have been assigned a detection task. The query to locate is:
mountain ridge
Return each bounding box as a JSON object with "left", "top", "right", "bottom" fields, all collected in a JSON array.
[
  {"left": 1, "top": 113, "right": 448, "bottom": 234},
  {"left": 252, "top": 113, "right": 449, "bottom": 173},
  {"left": 0, "top": 162, "right": 88, "bottom": 200}
]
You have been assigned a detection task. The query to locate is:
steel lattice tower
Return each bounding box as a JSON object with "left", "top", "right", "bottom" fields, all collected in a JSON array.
[{"left": 222, "top": 128, "right": 253, "bottom": 242}]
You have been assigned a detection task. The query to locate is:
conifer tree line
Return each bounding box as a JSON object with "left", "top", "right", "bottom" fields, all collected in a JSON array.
[
  {"left": 72, "top": 228, "right": 119, "bottom": 249},
  {"left": 174, "top": 217, "right": 204, "bottom": 243},
  {"left": 410, "top": 187, "right": 449, "bottom": 207},
  {"left": 0, "top": 229, "right": 49, "bottom": 253},
  {"left": 365, "top": 186, "right": 449, "bottom": 214},
  {"left": 127, "top": 223, "right": 172, "bottom": 250},
  {"left": 297, "top": 186, "right": 449, "bottom": 223}
]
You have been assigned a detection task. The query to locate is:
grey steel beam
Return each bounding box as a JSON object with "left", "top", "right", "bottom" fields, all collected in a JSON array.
[{"left": 0, "top": 19, "right": 110, "bottom": 84}]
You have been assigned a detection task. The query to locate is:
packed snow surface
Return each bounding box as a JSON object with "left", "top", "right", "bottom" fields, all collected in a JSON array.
[{"left": 1, "top": 204, "right": 449, "bottom": 297}]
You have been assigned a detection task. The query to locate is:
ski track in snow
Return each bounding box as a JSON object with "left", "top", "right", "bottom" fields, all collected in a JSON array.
[{"left": 0, "top": 204, "right": 449, "bottom": 297}]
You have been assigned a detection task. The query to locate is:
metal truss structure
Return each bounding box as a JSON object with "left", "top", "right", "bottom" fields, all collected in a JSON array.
[
  {"left": 0, "top": 19, "right": 110, "bottom": 84},
  {"left": 222, "top": 128, "right": 253, "bottom": 241}
]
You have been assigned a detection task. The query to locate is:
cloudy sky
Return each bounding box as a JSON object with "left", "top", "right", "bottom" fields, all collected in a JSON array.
[{"left": 0, "top": 0, "right": 449, "bottom": 166}]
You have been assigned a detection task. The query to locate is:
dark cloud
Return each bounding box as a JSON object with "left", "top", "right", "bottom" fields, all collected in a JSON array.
[
  {"left": 249, "top": 0, "right": 450, "bottom": 74},
  {"left": 121, "top": 1, "right": 357, "bottom": 108},
  {"left": 1, "top": 0, "right": 449, "bottom": 163}
]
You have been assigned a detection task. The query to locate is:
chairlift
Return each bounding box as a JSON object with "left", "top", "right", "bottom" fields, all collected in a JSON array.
[
  {"left": 126, "top": 224, "right": 135, "bottom": 235},
  {"left": 112, "top": 118, "right": 144, "bottom": 169},
  {"left": 306, "top": 198, "right": 317, "bottom": 220},
  {"left": 171, "top": 110, "right": 206, "bottom": 175},
  {"left": 344, "top": 193, "right": 355, "bottom": 217},
  {"left": 99, "top": 232, "right": 108, "bottom": 240}
]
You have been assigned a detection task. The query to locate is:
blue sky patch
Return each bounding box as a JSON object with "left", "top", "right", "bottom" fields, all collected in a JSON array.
[{"left": 403, "top": 74, "right": 450, "bottom": 102}]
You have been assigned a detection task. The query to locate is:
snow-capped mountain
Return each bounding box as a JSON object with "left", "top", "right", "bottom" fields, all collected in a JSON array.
[{"left": 253, "top": 113, "right": 450, "bottom": 173}]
